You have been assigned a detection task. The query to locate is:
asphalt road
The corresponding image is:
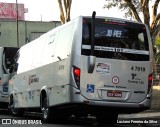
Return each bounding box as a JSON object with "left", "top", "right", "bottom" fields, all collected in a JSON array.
[{"left": 0, "top": 109, "right": 160, "bottom": 127}]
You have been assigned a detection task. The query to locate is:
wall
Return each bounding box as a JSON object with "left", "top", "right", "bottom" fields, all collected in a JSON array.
[{"left": 0, "top": 20, "right": 61, "bottom": 47}]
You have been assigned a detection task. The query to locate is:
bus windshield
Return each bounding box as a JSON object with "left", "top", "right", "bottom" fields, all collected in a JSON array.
[{"left": 82, "top": 18, "right": 149, "bottom": 61}]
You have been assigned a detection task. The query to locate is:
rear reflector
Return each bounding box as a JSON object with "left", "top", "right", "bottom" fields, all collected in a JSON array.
[
  {"left": 148, "top": 74, "right": 153, "bottom": 93},
  {"left": 148, "top": 74, "right": 152, "bottom": 81}
]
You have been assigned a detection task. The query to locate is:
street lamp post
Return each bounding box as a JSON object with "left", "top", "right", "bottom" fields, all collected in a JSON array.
[{"left": 16, "top": 0, "right": 19, "bottom": 48}]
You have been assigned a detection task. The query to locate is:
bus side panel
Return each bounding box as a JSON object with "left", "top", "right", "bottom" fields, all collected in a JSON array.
[
  {"left": 48, "top": 59, "right": 71, "bottom": 106},
  {"left": 11, "top": 72, "right": 30, "bottom": 108},
  {"left": 11, "top": 19, "right": 75, "bottom": 108},
  {"left": 48, "top": 21, "right": 76, "bottom": 106}
]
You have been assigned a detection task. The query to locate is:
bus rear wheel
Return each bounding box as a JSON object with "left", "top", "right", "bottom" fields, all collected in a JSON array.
[
  {"left": 42, "top": 97, "right": 69, "bottom": 123},
  {"left": 8, "top": 95, "right": 24, "bottom": 117},
  {"left": 42, "top": 97, "right": 52, "bottom": 123}
]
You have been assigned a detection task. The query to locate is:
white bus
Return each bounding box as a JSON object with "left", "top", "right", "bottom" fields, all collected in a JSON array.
[
  {"left": 8, "top": 13, "right": 153, "bottom": 124},
  {"left": 0, "top": 47, "right": 18, "bottom": 108}
]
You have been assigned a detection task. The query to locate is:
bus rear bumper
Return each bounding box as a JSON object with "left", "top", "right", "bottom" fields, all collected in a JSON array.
[
  {"left": 51, "top": 99, "right": 151, "bottom": 115},
  {"left": 0, "top": 92, "right": 9, "bottom": 103},
  {"left": 69, "top": 88, "right": 151, "bottom": 114},
  {"left": 0, "top": 93, "right": 9, "bottom": 108}
]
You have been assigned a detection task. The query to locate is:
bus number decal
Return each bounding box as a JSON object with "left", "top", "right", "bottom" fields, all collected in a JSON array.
[
  {"left": 131, "top": 66, "right": 145, "bottom": 72},
  {"left": 114, "top": 48, "right": 123, "bottom": 52}
]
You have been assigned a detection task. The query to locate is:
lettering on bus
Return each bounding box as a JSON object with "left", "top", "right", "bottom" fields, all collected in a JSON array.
[
  {"left": 134, "top": 91, "right": 145, "bottom": 94},
  {"left": 106, "top": 30, "right": 122, "bottom": 38},
  {"left": 29, "top": 74, "right": 39, "bottom": 85},
  {"left": 128, "top": 73, "right": 144, "bottom": 84},
  {"left": 105, "top": 19, "right": 126, "bottom": 24}
]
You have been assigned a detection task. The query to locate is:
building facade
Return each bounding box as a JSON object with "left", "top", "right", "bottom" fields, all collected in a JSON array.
[{"left": 0, "top": 20, "right": 61, "bottom": 47}]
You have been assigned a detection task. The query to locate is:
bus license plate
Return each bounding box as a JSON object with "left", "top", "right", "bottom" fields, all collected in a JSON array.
[{"left": 107, "top": 91, "right": 122, "bottom": 98}]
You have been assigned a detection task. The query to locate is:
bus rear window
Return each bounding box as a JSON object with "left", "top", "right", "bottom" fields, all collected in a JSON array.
[{"left": 82, "top": 18, "right": 149, "bottom": 61}]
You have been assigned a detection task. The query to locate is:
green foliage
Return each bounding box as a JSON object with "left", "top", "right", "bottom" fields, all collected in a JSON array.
[
  {"left": 104, "top": 0, "right": 141, "bottom": 18},
  {"left": 155, "top": 37, "right": 160, "bottom": 47},
  {"left": 154, "top": 36, "right": 160, "bottom": 63}
]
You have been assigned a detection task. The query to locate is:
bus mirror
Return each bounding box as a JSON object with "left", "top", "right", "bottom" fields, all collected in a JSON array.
[{"left": 88, "top": 55, "right": 96, "bottom": 73}]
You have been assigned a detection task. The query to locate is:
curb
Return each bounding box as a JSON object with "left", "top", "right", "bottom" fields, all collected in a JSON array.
[{"left": 119, "top": 111, "right": 160, "bottom": 119}]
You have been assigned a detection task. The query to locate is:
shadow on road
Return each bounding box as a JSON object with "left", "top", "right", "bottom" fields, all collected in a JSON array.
[
  {"left": 1, "top": 109, "right": 159, "bottom": 127},
  {"left": 0, "top": 109, "right": 9, "bottom": 115}
]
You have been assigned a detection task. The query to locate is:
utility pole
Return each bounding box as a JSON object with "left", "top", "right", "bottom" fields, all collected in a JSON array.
[{"left": 16, "top": 0, "right": 19, "bottom": 48}]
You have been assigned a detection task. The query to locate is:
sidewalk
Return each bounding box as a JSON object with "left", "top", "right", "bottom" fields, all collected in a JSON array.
[{"left": 119, "top": 110, "right": 160, "bottom": 119}]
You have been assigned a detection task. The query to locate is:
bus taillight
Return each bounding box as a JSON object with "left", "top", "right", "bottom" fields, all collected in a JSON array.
[
  {"left": 148, "top": 74, "right": 153, "bottom": 93},
  {"left": 73, "top": 67, "right": 80, "bottom": 89}
]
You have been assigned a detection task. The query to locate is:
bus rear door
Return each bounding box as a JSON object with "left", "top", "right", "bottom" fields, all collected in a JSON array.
[{"left": 80, "top": 18, "right": 152, "bottom": 104}]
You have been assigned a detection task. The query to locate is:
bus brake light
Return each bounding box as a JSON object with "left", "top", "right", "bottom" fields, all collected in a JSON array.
[{"left": 73, "top": 67, "right": 80, "bottom": 89}]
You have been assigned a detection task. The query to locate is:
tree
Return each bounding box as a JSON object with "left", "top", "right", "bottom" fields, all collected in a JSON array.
[
  {"left": 57, "top": 0, "right": 72, "bottom": 24},
  {"left": 155, "top": 36, "right": 160, "bottom": 62},
  {"left": 155, "top": 36, "right": 160, "bottom": 47},
  {"left": 104, "top": 0, "right": 160, "bottom": 43}
]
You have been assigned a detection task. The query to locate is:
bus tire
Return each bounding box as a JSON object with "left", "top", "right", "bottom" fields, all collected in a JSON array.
[
  {"left": 96, "top": 113, "right": 118, "bottom": 125},
  {"left": 8, "top": 95, "right": 24, "bottom": 117},
  {"left": 42, "top": 96, "right": 69, "bottom": 123},
  {"left": 42, "top": 97, "right": 53, "bottom": 123}
]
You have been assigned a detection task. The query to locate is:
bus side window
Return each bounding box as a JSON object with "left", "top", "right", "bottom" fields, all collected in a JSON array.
[
  {"left": 9, "top": 52, "right": 19, "bottom": 74},
  {"left": 54, "top": 24, "right": 74, "bottom": 61},
  {"left": 32, "top": 39, "right": 45, "bottom": 68},
  {"left": 10, "top": 63, "right": 19, "bottom": 74},
  {"left": 42, "top": 34, "right": 56, "bottom": 65}
]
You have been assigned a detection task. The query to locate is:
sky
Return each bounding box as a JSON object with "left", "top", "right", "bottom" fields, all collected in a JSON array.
[
  {"left": 0, "top": 0, "right": 159, "bottom": 22},
  {"left": 0, "top": 0, "right": 126, "bottom": 21}
]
